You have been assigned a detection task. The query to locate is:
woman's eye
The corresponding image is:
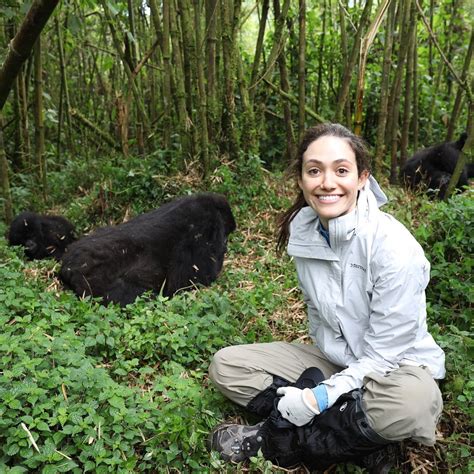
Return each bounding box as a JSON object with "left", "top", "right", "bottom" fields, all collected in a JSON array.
[
  {"left": 337, "top": 168, "right": 349, "bottom": 175},
  {"left": 308, "top": 168, "right": 320, "bottom": 176}
]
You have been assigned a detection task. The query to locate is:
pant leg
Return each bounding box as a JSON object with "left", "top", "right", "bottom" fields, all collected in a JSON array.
[
  {"left": 362, "top": 365, "right": 443, "bottom": 446},
  {"left": 209, "top": 341, "right": 343, "bottom": 407}
]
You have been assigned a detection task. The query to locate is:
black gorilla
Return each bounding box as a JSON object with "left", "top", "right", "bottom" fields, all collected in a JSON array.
[
  {"left": 7, "top": 211, "right": 77, "bottom": 260},
  {"left": 59, "top": 193, "right": 236, "bottom": 306},
  {"left": 401, "top": 132, "right": 472, "bottom": 199}
]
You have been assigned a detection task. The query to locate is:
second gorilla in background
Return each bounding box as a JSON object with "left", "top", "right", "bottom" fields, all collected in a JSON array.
[
  {"left": 59, "top": 193, "right": 236, "bottom": 306},
  {"left": 401, "top": 132, "right": 472, "bottom": 199}
]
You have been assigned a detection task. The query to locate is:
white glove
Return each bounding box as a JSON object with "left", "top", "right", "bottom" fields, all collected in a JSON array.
[{"left": 276, "top": 386, "right": 320, "bottom": 426}]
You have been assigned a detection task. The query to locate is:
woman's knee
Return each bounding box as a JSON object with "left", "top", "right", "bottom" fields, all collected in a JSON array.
[
  {"left": 210, "top": 346, "right": 233, "bottom": 386},
  {"left": 363, "top": 366, "right": 442, "bottom": 444},
  {"left": 209, "top": 345, "right": 253, "bottom": 388}
]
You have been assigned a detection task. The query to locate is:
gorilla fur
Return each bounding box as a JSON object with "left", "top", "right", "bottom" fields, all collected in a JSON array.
[
  {"left": 7, "top": 211, "right": 77, "bottom": 260},
  {"left": 59, "top": 193, "right": 236, "bottom": 306},
  {"left": 401, "top": 132, "right": 472, "bottom": 199}
]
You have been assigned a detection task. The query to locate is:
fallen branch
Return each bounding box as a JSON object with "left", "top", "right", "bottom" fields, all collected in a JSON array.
[
  {"left": 70, "top": 108, "right": 121, "bottom": 151},
  {"left": 21, "top": 422, "right": 40, "bottom": 453},
  {"left": 263, "top": 79, "right": 326, "bottom": 124}
]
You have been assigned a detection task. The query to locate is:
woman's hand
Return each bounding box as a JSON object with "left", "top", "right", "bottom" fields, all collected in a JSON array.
[{"left": 276, "top": 387, "right": 320, "bottom": 426}]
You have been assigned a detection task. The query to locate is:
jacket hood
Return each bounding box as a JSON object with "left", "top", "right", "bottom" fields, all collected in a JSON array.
[{"left": 365, "top": 175, "right": 388, "bottom": 208}]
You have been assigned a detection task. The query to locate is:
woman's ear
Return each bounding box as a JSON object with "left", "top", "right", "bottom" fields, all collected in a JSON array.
[{"left": 358, "top": 170, "right": 370, "bottom": 190}]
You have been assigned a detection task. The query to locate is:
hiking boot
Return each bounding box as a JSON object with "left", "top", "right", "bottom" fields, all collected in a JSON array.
[
  {"left": 360, "top": 442, "right": 401, "bottom": 474},
  {"left": 207, "top": 422, "right": 264, "bottom": 463}
]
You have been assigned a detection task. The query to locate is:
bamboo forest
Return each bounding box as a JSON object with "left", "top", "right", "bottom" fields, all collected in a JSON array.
[{"left": 0, "top": 0, "right": 472, "bottom": 472}]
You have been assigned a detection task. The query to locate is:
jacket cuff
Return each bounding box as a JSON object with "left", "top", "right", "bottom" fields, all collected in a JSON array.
[
  {"left": 302, "top": 388, "right": 321, "bottom": 415},
  {"left": 311, "top": 384, "right": 329, "bottom": 412}
]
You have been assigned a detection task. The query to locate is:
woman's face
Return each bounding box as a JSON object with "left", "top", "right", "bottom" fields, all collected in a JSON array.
[{"left": 298, "top": 135, "right": 369, "bottom": 229}]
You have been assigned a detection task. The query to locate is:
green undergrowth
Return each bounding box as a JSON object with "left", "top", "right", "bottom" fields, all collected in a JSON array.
[
  {"left": 0, "top": 241, "right": 288, "bottom": 473},
  {"left": 1, "top": 157, "right": 472, "bottom": 472}
]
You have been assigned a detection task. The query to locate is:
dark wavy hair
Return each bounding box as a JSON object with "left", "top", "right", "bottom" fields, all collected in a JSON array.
[{"left": 276, "top": 123, "right": 371, "bottom": 253}]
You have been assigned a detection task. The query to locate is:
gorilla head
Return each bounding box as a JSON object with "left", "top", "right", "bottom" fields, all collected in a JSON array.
[{"left": 7, "top": 212, "right": 77, "bottom": 260}]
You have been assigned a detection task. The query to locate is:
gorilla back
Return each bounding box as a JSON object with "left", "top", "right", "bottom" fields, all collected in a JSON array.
[
  {"left": 59, "top": 193, "right": 236, "bottom": 306},
  {"left": 401, "top": 132, "right": 472, "bottom": 199},
  {"left": 7, "top": 211, "right": 77, "bottom": 260}
]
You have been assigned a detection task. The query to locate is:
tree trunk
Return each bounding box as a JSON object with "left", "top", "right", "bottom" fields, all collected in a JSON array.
[
  {"left": 33, "top": 37, "right": 46, "bottom": 202},
  {"left": 249, "top": 0, "right": 269, "bottom": 104},
  {"left": 206, "top": 0, "right": 219, "bottom": 138},
  {"left": 55, "top": 14, "right": 73, "bottom": 153},
  {"left": 161, "top": 0, "right": 172, "bottom": 149},
  {"left": 428, "top": 0, "right": 434, "bottom": 77},
  {"left": 5, "top": 19, "right": 23, "bottom": 170},
  {"left": 12, "top": 76, "right": 23, "bottom": 169},
  {"left": 127, "top": 0, "right": 139, "bottom": 67},
  {"left": 426, "top": 61, "right": 444, "bottom": 142},
  {"left": 237, "top": 54, "right": 257, "bottom": 155},
  {"left": 315, "top": 0, "right": 326, "bottom": 114},
  {"left": 274, "top": 0, "right": 296, "bottom": 163},
  {"left": 400, "top": 1, "right": 416, "bottom": 168},
  {"left": 252, "top": 0, "right": 290, "bottom": 89},
  {"left": 100, "top": 0, "right": 149, "bottom": 145},
  {"left": 446, "top": 30, "right": 474, "bottom": 141},
  {"left": 17, "top": 70, "right": 30, "bottom": 167},
  {"left": 194, "top": 0, "right": 210, "bottom": 174},
  {"left": 444, "top": 86, "right": 473, "bottom": 200},
  {"left": 220, "top": 0, "right": 241, "bottom": 159},
  {"left": 170, "top": 0, "right": 191, "bottom": 158},
  {"left": 0, "top": 0, "right": 60, "bottom": 110},
  {"left": 354, "top": 0, "right": 391, "bottom": 136},
  {"left": 0, "top": 112, "right": 13, "bottom": 223},
  {"left": 388, "top": 0, "right": 412, "bottom": 184},
  {"left": 338, "top": 1, "right": 351, "bottom": 125},
  {"left": 334, "top": 0, "right": 373, "bottom": 124},
  {"left": 297, "top": 0, "right": 306, "bottom": 139},
  {"left": 374, "top": 0, "right": 396, "bottom": 177},
  {"left": 412, "top": 25, "right": 419, "bottom": 152},
  {"left": 177, "top": 0, "right": 197, "bottom": 153},
  {"left": 147, "top": 0, "right": 162, "bottom": 129}
]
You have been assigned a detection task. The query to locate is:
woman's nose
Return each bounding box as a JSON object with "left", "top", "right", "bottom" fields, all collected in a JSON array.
[{"left": 321, "top": 172, "right": 336, "bottom": 189}]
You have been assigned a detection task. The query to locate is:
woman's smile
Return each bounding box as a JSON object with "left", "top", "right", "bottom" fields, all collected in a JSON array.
[{"left": 316, "top": 194, "right": 342, "bottom": 203}]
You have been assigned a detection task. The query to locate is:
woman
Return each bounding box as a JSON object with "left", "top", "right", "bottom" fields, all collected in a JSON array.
[{"left": 207, "top": 123, "right": 445, "bottom": 470}]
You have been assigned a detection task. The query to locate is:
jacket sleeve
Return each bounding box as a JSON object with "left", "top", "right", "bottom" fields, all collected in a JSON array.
[{"left": 322, "top": 240, "right": 431, "bottom": 407}]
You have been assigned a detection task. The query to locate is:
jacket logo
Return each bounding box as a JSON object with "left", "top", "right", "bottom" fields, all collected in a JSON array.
[
  {"left": 339, "top": 401, "right": 348, "bottom": 412},
  {"left": 350, "top": 263, "right": 366, "bottom": 272}
]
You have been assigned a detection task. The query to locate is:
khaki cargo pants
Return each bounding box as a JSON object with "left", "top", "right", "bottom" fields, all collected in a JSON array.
[{"left": 209, "top": 341, "right": 443, "bottom": 446}]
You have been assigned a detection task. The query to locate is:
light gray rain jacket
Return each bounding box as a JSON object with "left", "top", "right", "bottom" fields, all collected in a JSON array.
[{"left": 287, "top": 176, "right": 446, "bottom": 407}]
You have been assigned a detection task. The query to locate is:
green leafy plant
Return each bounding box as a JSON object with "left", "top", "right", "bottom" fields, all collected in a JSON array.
[{"left": 1, "top": 160, "right": 472, "bottom": 472}]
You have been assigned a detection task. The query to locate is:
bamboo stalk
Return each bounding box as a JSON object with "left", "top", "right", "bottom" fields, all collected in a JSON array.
[{"left": 354, "top": 0, "right": 391, "bottom": 136}]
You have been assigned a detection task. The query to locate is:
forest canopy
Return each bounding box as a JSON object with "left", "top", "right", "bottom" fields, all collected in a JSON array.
[{"left": 0, "top": 0, "right": 472, "bottom": 218}]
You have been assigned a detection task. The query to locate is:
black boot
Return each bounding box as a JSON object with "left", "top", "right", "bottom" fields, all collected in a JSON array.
[
  {"left": 246, "top": 367, "right": 325, "bottom": 418},
  {"left": 359, "top": 442, "right": 401, "bottom": 474},
  {"left": 259, "top": 388, "right": 391, "bottom": 470}
]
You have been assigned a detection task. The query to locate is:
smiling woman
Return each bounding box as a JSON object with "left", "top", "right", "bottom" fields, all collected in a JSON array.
[{"left": 207, "top": 123, "right": 445, "bottom": 472}]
